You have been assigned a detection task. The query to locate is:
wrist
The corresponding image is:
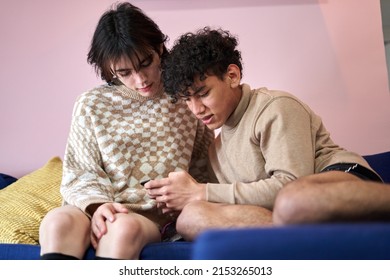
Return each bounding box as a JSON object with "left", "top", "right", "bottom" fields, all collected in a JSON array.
[{"left": 198, "top": 183, "right": 207, "bottom": 201}]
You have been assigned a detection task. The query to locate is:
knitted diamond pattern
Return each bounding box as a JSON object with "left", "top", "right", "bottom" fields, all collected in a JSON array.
[{"left": 60, "top": 84, "right": 213, "bottom": 218}]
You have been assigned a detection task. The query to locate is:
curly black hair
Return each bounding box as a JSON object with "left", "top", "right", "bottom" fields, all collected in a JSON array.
[{"left": 162, "top": 27, "right": 243, "bottom": 102}]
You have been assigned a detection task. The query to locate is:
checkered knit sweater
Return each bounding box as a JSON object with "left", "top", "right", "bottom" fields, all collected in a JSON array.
[{"left": 60, "top": 84, "right": 213, "bottom": 220}]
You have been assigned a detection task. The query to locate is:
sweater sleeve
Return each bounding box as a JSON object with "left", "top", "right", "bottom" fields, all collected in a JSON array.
[
  {"left": 188, "top": 121, "right": 215, "bottom": 183},
  {"left": 207, "top": 96, "right": 315, "bottom": 210},
  {"left": 60, "top": 96, "right": 114, "bottom": 214}
]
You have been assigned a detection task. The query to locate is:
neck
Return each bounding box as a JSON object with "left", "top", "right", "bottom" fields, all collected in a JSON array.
[{"left": 232, "top": 84, "right": 243, "bottom": 108}]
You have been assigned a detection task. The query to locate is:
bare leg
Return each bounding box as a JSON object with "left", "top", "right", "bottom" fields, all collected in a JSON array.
[
  {"left": 39, "top": 205, "right": 90, "bottom": 259},
  {"left": 273, "top": 171, "right": 390, "bottom": 225},
  {"left": 176, "top": 201, "right": 273, "bottom": 241},
  {"left": 96, "top": 213, "right": 161, "bottom": 259}
]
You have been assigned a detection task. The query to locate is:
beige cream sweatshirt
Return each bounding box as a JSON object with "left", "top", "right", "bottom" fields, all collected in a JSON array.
[{"left": 207, "top": 84, "right": 374, "bottom": 210}]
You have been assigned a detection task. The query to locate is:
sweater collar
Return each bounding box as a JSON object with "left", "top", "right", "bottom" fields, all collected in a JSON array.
[
  {"left": 115, "top": 84, "right": 164, "bottom": 101},
  {"left": 224, "top": 84, "right": 251, "bottom": 130}
]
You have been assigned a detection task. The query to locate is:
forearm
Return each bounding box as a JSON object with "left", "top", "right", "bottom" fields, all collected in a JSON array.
[
  {"left": 206, "top": 173, "right": 296, "bottom": 210},
  {"left": 61, "top": 113, "right": 112, "bottom": 212}
]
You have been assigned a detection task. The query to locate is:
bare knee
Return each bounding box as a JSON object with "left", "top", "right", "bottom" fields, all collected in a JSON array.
[
  {"left": 273, "top": 179, "right": 314, "bottom": 225},
  {"left": 106, "top": 214, "right": 145, "bottom": 242},
  {"left": 273, "top": 172, "right": 362, "bottom": 225},
  {"left": 176, "top": 201, "right": 210, "bottom": 241},
  {"left": 97, "top": 213, "right": 160, "bottom": 259},
  {"left": 40, "top": 206, "right": 89, "bottom": 239},
  {"left": 39, "top": 206, "right": 90, "bottom": 257}
]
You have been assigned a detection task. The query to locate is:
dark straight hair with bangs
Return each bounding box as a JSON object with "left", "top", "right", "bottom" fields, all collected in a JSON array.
[{"left": 87, "top": 2, "right": 168, "bottom": 83}]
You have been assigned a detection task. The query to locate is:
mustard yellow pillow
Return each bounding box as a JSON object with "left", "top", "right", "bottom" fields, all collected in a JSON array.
[{"left": 0, "top": 157, "right": 63, "bottom": 244}]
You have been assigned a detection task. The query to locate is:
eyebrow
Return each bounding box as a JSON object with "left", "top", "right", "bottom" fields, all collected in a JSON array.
[
  {"left": 185, "top": 85, "right": 206, "bottom": 96},
  {"left": 113, "top": 54, "right": 153, "bottom": 73},
  {"left": 114, "top": 68, "right": 131, "bottom": 73}
]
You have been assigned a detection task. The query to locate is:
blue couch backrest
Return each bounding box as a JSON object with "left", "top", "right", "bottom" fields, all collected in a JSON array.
[
  {"left": 0, "top": 173, "right": 17, "bottom": 190},
  {"left": 363, "top": 151, "right": 390, "bottom": 183}
]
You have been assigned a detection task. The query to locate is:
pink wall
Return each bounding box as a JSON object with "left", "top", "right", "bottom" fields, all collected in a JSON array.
[{"left": 1, "top": 0, "right": 389, "bottom": 178}]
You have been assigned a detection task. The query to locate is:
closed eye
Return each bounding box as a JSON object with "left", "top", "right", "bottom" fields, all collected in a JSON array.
[
  {"left": 198, "top": 90, "right": 210, "bottom": 98},
  {"left": 140, "top": 55, "right": 153, "bottom": 68},
  {"left": 117, "top": 70, "right": 132, "bottom": 77}
]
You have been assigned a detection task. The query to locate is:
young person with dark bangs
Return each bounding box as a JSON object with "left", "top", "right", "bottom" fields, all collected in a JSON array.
[{"left": 38, "top": 3, "right": 213, "bottom": 260}]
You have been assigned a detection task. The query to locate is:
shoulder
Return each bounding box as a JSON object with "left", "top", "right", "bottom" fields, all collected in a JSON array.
[
  {"left": 76, "top": 84, "right": 114, "bottom": 104},
  {"left": 251, "top": 87, "right": 300, "bottom": 103},
  {"left": 250, "top": 87, "right": 311, "bottom": 115},
  {"left": 72, "top": 84, "right": 117, "bottom": 116}
]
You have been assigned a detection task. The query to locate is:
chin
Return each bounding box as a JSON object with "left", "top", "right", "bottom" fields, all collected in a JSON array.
[
  {"left": 206, "top": 123, "right": 221, "bottom": 130},
  {"left": 139, "top": 91, "right": 155, "bottom": 97}
]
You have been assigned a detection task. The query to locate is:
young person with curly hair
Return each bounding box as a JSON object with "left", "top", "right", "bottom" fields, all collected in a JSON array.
[
  {"left": 144, "top": 27, "right": 383, "bottom": 240},
  {"left": 38, "top": 3, "right": 213, "bottom": 260}
]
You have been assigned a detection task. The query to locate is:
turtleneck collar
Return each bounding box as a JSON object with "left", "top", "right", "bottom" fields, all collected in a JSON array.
[{"left": 223, "top": 84, "right": 251, "bottom": 130}]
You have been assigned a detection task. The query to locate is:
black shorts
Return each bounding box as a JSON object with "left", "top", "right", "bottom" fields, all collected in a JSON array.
[
  {"left": 160, "top": 221, "right": 183, "bottom": 242},
  {"left": 321, "top": 163, "right": 383, "bottom": 182}
]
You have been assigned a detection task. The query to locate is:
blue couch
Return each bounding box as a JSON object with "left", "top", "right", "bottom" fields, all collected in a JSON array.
[{"left": 0, "top": 151, "right": 389, "bottom": 260}]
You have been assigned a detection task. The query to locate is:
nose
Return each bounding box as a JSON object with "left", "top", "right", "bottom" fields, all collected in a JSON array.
[
  {"left": 188, "top": 97, "right": 205, "bottom": 116},
  {"left": 133, "top": 70, "right": 147, "bottom": 84}
]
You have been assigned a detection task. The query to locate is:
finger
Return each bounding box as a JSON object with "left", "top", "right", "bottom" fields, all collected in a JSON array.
[
  {"left": 93, "top": 216, "right": 107, "bottom": 237},
  {"left": 98, "top": 207, "right": 116, "bottom": 223},
  {"left": 161, "top": 207, "right": 177, "bottom": 215},
  {"left": 112, "top": 202, "right": 129, "bottom": 214},
  {"left": 157, "top": 202, "right": 165, "bottom": 209},
  {"left": 155, "top": 195, "right": 167, "bottom": 204},
  {"left": 90, "top": 233, "right": 98, "bottom": 249},
  {"left": 93, "top": 203, "right": 114, "bottom": 223},
  {"left": 147, "top": 188, "right": 164, "bottom": 198},
  {"left": 145, "top": 177, "right": 170, "bottom": 189},
  {"left": 148, "top": 192, "right": 158, "bottom": 199},
  {"left": 161, "top": 207, "right": 171, "bottom": 214},
  {"left": 91, "top": 222, "right": 101, "bottom": 240}
]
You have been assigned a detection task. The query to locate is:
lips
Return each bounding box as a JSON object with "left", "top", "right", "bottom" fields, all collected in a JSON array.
[
  {"left": 137, "top": 84, "right": 152, "bottom": 93},
  {"left": 200, "top": 115, "right": 213, "bottom": 125}
]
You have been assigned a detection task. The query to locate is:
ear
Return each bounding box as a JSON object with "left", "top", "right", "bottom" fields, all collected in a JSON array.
[
  {"left": 225, "top": 64, "right": 241, "bottom": 88},
  {"left": 158, "top": 44, "right": 164, "bottom": 56}
]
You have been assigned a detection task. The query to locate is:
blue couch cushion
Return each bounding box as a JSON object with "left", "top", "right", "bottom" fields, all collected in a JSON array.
[
  {"left": 193, "top": 223, "right": 390, "bottom": 260},
  {"left": 363, "top": 151, "right": 390, "bottom": 183},
  {"left": 0, "top": 173, "right": 17, "bottom": 190},
  {"left": 140, "top": 241, "right": 192, "bottom": 260},
  {"left": 0, "top": 244, "right": 40, "bottom": 260},
  {"left": 0, "top": 241, "right": 192, "bottom": 260},
  {"left": 84, "top": 241, "right": 192, "bottom": 260}
]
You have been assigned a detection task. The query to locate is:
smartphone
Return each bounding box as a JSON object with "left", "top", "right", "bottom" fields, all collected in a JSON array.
[{"left": 140, "top": 180, "right": 150, "bottom": 186}]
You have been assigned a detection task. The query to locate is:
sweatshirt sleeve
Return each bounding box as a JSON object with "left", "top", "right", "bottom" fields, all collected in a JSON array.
[
  {"left": 60, "top": 96, "right": 114, "bottom": 214},
  {"left": 207, "top": 96, "right": 315, "bottom": 210},
  {"left": 188, "top": 120, "right": 215, "bottom": 183}
]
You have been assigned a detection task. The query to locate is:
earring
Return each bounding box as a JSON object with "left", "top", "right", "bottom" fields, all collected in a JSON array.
[{"left": 112, "top": 75, "right": 117, "bottom": 79}]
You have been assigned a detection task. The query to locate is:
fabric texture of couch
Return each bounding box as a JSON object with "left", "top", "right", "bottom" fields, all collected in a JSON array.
[{"left": 0, "top": 151, "right": 389, "bottom": 260}]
